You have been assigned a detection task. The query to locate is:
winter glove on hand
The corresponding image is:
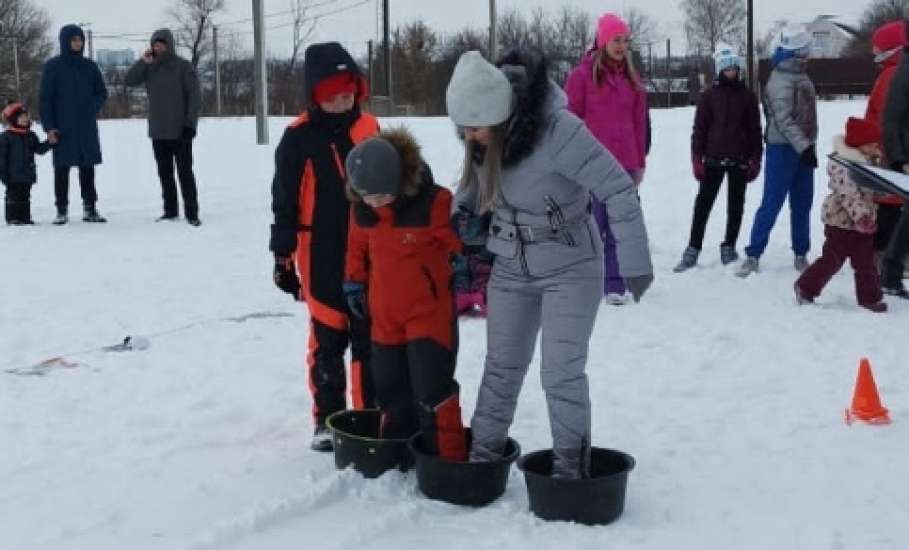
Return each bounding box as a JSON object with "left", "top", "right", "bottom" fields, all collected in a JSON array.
[
  {"left": 343, "top": 281, "right": 368, "bottom": 320},
  {"left": 452, "top": 210, "right": 486, "bottom": 242},
  {"left": 182, "top": 126, "right": 197, "bottom": 141},
  {"left": 451, "top": 254, "right": 470, "bottom": 293},
  {"left": 692, "top": 154, "right": 706, "bottom": 183},
  {"left": 625, "top": 274, "right": 654, "bottom": 303},
  {"left": 856, "top": 215, "right": 878, "bottom": 235},
  {"left": 800, "top": 146, "right": 818, "bottom": 169},
  {"left": 273, "top": 255, "right": 301, "bottom": 300},
  {"left": 745, "top": 156, "right": 762, "bottom": 183}
]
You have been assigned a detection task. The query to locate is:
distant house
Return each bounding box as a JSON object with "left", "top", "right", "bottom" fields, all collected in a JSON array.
[
  {"left": 805, "top": 15, "right": 853, "bottom": 58},
  {"left": 96, "top": 49, "right": 136, "bottom": 68}
]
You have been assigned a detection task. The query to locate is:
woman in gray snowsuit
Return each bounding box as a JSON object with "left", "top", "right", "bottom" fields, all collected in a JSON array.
[{"left": 446, "top": 50, "right": 653, "bottom": 478}]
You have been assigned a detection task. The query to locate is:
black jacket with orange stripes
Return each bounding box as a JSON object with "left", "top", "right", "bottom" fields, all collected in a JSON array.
[{"left": 270, "top": 43, "right": 377, "bottom": 315}]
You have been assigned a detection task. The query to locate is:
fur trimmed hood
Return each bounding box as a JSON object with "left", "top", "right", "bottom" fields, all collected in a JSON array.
[
  {"left": 347, "top": 126, "right": 426, "bottom": 202},
  {"left": 497, "top": 49, "right": 554, "bottom": 167}
]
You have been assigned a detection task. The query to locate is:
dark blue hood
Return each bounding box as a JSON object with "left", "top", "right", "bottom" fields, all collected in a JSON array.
[{"left": 59, "top": 25, "right": 85, "bottom": 56}]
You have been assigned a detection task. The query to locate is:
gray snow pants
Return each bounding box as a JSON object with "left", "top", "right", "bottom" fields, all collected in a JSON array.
[{"left": 469, "top": 255, "right": 602, "bottom": 478}]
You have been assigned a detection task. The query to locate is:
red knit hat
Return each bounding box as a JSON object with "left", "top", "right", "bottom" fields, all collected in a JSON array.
[
  {"left": 2, "top": 102, "right": 26, "bottom": 125},
  {"left": 845, "top": 117, "right": 880, "bottom": 148},
  {"left": 872, "top": 21, "right": 907, "bottom": 52},
  {"left": 312, "top": 71, "right": 358, "bottom": 104}
]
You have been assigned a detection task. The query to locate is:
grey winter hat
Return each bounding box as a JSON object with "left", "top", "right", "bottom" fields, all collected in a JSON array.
[
  {"left": 446, "top": 50, "right": 515, "bottom": 127},
  {"left": 346, "top": 138, "right": 402, "bottom": 196}
]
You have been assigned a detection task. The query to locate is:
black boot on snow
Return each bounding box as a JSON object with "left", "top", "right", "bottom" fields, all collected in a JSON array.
[
  {"left": 310, "top": 426, "right": 333, "bottom": 452},
  {"left": 83, "top": 204, "right": 107, "bottom": 223},
  {"left": 53, "top": 208, "right": 68, "bottom": 225}
]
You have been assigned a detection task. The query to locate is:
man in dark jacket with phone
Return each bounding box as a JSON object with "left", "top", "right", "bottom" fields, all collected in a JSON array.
[{"left": 126, "top": 28, "right": 202, "bottom": 226}]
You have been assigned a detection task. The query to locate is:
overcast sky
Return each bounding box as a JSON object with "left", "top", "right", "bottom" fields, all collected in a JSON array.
[{"left": 42, "top": 0, "right": 868, "bottom": 58}]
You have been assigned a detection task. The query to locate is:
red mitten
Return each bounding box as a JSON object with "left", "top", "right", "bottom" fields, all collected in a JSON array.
[
  {"left": 745, "top": 156, "right": 762, "bottom": 183},
  {"left": 856, "top": 215, "right": 878, "bottom": 235},
  {"left": 692, "top": 154, "right": 706, "bottom": 183}
]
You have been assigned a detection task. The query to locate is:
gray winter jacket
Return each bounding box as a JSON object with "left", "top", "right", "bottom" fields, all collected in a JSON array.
[
  {"left": 125, "top": 29, "right": 202, "bottom": 140},
  {"left": 763, "top": 58, "right": 818, "bottom": 154},
  {"left": 456, "top": 78, "right": 652, "bottom": 280},
  {"left": 884, "top": 47, "right": 909, "bottom": 169}
]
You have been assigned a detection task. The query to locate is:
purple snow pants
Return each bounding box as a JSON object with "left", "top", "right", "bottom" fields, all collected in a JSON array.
[{"left": 590, "top": 169, "right": 641, "bottom": 295}]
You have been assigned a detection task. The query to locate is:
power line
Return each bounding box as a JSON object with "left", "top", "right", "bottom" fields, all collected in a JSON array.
[{"left": 92, "top": 0, "right": 363, "bottom": 39}]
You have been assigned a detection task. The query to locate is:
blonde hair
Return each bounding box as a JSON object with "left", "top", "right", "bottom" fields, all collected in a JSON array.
[
  {"left": 593, "top": 47, "right": 643, "bottom": 89},
  {"left": 458, "top": 125, "right": 506, "bottom": 214}
]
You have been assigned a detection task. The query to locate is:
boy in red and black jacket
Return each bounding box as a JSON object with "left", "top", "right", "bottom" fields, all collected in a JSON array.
[
  {"left": 343, "top": 128, "right": 468, "bottom": 461},
  {"left": 269, "top": 42, "right": 379, "bottom": 451},
  {"left": 1, "top": 103, "right": 55, "bottom": 224}
]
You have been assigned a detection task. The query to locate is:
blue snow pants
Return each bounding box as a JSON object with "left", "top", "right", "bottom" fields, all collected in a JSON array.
[{"left": 744, "top": 144, "right": 815, "bottom": 259}]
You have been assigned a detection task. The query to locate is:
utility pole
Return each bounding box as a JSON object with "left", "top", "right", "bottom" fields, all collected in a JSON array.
[
  {"left": 488, "top": 0, "right": 497, "bottom": 59},
  {"left": 747, "top": 0, "right": 755, "bottom": 93},
  {"left": 253, "top": 0, "right": 268, "bottom": 144},
  {"left": 87, "top": 29, "right": 94, "bottom": 60},
  {"left": 213, "top": 25, "right": 222, "bottom": 116},
  {"left": 367, "top": 40, "right": 374, "bottom": 96},
  {"left": 666, "top": 39, "right": 671, "bottom": 108},
  {"left": 12, "top": 37, "right": 20, "bottom": 98},
  {"left": 383, "top": 0, "right": 391, "bottom": 100}
]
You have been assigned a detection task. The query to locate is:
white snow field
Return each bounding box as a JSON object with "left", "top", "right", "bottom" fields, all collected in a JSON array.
[{"left": 2, "top": 101, "right": 908, "bottom": 550}]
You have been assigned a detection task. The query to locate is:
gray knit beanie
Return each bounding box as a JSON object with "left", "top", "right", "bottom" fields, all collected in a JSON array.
[
  {"left": 446, "top": 50, "right": 515, "bottom": 127},
  {"left": 346, "top": 138, "right": 402, "bottom": 196}
]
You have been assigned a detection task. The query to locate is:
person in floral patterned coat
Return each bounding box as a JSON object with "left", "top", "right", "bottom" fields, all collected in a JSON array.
[{"left": 794, "top": 118, "right": 888, "bottom": 312}]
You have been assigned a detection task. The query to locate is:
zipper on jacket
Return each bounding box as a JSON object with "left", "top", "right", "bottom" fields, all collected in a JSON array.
[
  {"left": 512, "top": 209, "right": 531, "bottom": 277},
  {"left": 420, "top": 265, "right": 439, "bottom": 300},
  {"left": 330, "top": 143, "right": 346, "bottom": 180}
]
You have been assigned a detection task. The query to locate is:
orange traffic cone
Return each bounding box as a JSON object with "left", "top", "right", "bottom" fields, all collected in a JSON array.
[{"left": 845, "top": 358, "right": 891, "bottom": 425}]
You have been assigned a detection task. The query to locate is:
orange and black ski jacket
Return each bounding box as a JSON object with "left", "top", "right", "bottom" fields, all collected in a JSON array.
[
  {"left": 345, "top": 131, "right": 462, "bottom": 340},
  {"left": 270, "top": 108, "right": 379, "bottom": 316}
]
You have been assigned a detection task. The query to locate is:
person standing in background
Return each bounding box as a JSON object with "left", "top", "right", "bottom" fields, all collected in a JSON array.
[
  {"left": 126, "top": 29, "right": 202, "bottom": 226},
  {"left": 564, "top": 13, "right": 648, "bottom": 305},
  {"left": 39, "top": 24, "right": 108, "bottom": 225}
]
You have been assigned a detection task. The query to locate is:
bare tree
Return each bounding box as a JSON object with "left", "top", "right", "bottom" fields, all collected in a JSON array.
[
  {"left": 843, "top": 0, "right": 909, "bottom": 57},
  {"left": 289, "top": 0, "right": 322, "bottom": 74},
  {"left": 623, "top": 7, "right": 658, "bottom": 48},
  {"left": 497, "top": 8, "right": 532, "bottom": 53},
  {"left": 1, "top": 0, "right": 52, "bottom": 108},
  {"left": 681, "top": 0, "right": 747, "bottom": 55},
  {"left": 756, "top": 19, "right": 787, "bottom": 58},
  {"left": 391, "top": 20, "right": 439, "bottom": 113},
  {"left": 168, "top": 0, "right": 226, "bottom": 69}
]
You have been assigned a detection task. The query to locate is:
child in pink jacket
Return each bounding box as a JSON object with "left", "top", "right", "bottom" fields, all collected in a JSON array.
[{"left": 564, "top": 12, "right": 648, "bottom": 305}]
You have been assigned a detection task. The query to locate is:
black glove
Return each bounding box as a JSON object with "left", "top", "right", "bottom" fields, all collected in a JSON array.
[
  {"left": 273, "top": 255, "right": 301, "bottom": 300},
  {"left": 343, "top": 281, "right": 367, "bottom": 320},
  {"left": 800, "top": 146, "right": 818, "bottom": 169},
  {"left": 182, "top": 126, "right": 197, "bottom": 141},
  {"left": 625, "top": 274, "right": 654, "bottom": 303}
]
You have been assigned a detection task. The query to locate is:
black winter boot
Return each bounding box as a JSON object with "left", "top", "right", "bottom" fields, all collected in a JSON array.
[
  {"left": 83, "top": 204, "right": 107, "bottom": 223},
  {"left": 20, "top": 201, "right": 34, "bottom": 224},
  {"left": 53, "top": 207, "right": 68, "bottom": 225},
  {"left": 4, "top": 200, "right": 13, "bottom": 225}
]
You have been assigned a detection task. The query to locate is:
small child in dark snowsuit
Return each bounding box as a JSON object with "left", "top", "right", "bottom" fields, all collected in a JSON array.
[
  {"left": 795, "top": 117, "right": 887, "bottom": 312},
  {"left": 343, "top": 128, "right": 468, "bottom": 461},
  {"left": 1, "top": 103, "right": 54, "bottom": 224},
  {"left": 451, "top": 206, "right": 492, "bottom": 316}
]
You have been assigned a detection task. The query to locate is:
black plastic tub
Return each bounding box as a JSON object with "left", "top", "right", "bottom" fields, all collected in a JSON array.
[
  {"left": 325, "top": 410, "right": 414, "bottom": 478},
  {"left": 408, "top": 430, "right": 521, "bottom": 506},
  {"left": 517, "top": 448, "right": 635, "bottom": 525}
]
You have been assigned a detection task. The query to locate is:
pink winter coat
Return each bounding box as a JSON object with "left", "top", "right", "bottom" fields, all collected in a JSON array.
[{"left": 564, "top": 51, "right": 648, "bottom": 172}]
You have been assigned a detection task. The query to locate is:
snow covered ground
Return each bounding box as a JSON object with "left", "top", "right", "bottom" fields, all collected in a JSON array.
[{"left": 2, "top": 100, "right": 908, "bottom": 550}]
